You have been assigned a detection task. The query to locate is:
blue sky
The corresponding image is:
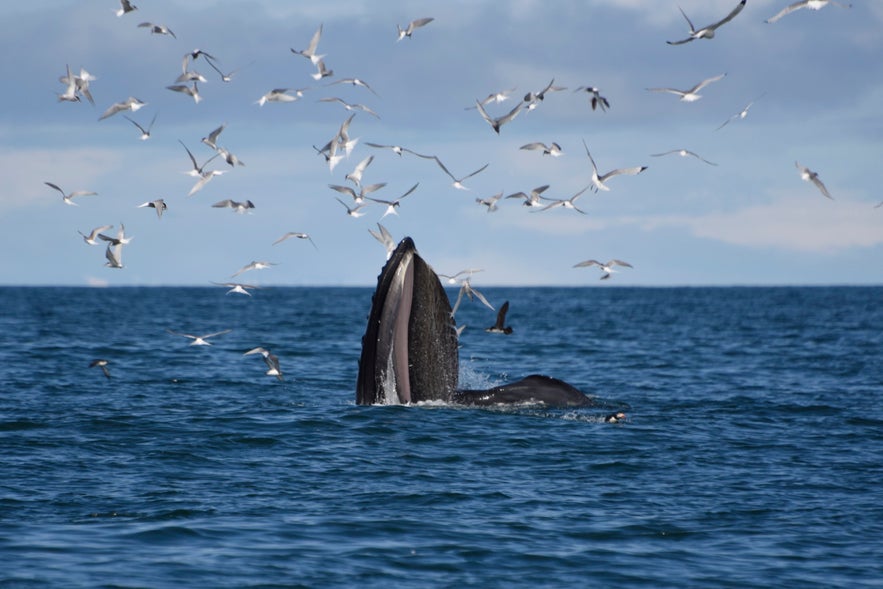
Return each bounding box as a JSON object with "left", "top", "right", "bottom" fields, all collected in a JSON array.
[{"left": 1, "top": 0, "right": 881, "bottom": 286}]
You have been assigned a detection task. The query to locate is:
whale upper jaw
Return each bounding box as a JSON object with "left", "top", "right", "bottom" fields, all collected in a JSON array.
[{"left": 356, "top": 237, "right": 459, "bottom": 405}]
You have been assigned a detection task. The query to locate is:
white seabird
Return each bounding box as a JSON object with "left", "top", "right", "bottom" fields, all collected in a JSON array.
[
  {"left": 646, "top": 73, "right": 726, "bottom": 102},
  {"left": 667, "top": 0, "right": 746, "bottom": 45}
]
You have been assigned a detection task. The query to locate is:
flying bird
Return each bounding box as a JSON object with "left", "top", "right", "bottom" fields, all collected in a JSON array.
[
  {"left": 475, "top": 100, "right": 522, "bottom": 133},
  {"left": 345, "top": 155, "right": 374, "bottom": 187},
  {"left": 166, "top": 328, "right": 232, "bottom": 346},
  {"left": 98, "top": 97, "right": 146, "bottom": 120},
  {"left": 97, "top": 223, "right": 133, "bottom": 246},
  {"left": 291, "top": 24, "right": 324, "bottom": 64},
  {"left": 257, "top": 88, "right": 305, "bottom": 106},
  {"left": 485, "top": 300, "right": 513, "bottom": 334},
  {"left": 212, "top": 282, "right": 261, "bottom": 296},
  {"left": 650, "top": 149, "right": 717, "bottom": 166},
  {"left": 715, "top": 94, "right": 765, "bottom": 131},
  {"left": 243, "top": 347, "right": 283, "bottom": 380},
  {"left": 137, "top": 198, "right": 167, "bottom": 219},
  {"left": 451, "top": 279, "right": 494, "bottom": 317},
  {"left": 523, "top": 78, "right": 567, "bottom": 110},
  {"left": 574, "top": 86, "right": 610, "bottom": 111},
  {"left": 646, "top": 73, "right": 726, "bottom": 102},
  {"left": 520, "top": 142, "right": 563, "bottom": 157},
  {"left": 166, "top": 82, "right": 201, "bottom": 104},
  {"left": 368, "top": 223, "right": 396, "bottom": 259},
  {"left": 45, "top": 181, "right": 96, "bottom": 206},
  {"left": 327, "top": 77, "right": 379, "bottom": 96},
  {"left": 423, "top": 156, "right": 489, "bottom": 190},
  {"left": 319, "top": 96, "right": 380, "bottom": 119},
  {"left": 534, "top": 185, "right": 591, "bottom": 214},
  {"left": 582, "top": 140, "right": 647, "bottom": 192},
  {"left": 367, "top": 183, "right": 420, "bottom": 219},
  {"left": 667, "top": 0, "right": 746, "bottom": 45},
  {"left": 476, "top": 191, "right": 504, "bottom": 212},
  {"left": 573, "top": 259, "right": 634, "bottom": 280},
  {"left": 396, "top": 17, "right": 434, "bottom": 41},
  {"left": 115, "top": 0, "right": 137, "bottom": 17},
  {"left": 765, "top": 0, "right": 851, "bottom": 24},
  {"left": 78, "top": 225, "right": 113, "bottom": 245},
  {"left": 104, "top": 242, "right": 123, "bottom": 269},
  {"left": 212, "top": 199, "right": 254, "bottom": 214},
  {"left": 138, "top": 22, "right": 176, "bottom": 38},
  {"left": 466, "top": 87, "right": 517, "bottom": 109},
  {"left": 310, "top": 58, "right": 334, "bottom": 81},
  {"left": 795, "top": 162, "right": 833, "bottom": 199},
  {"left": 505, "top": 184, "right": 551, "bottom": 208},
  {"left": 231, "top": 260, "right": 277, "bottom": 278},
  {"left": 273, "top": 232, "right": 317, "bottom": 249},
  {"left": 123, "top": 113, "right": 157, "bottom": 140},
  {"left": 89, "top": 359, "right": 111, "bottom": 379}
]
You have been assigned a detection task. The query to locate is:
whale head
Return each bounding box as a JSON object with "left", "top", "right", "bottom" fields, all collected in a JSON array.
[{"left": 356, "top": 237, "right": 459, "bottom": 405}]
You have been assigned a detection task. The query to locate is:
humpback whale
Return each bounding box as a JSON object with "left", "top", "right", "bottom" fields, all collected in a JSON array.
[{"left": 356, "top": 237, "right": 595, "bottom": 407}]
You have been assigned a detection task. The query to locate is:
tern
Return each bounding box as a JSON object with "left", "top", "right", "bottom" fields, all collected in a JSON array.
[
  {"left": 466, "top": 87, "right": 517, "bottom": 109},
  {"left": 438, "top": 269, "right": 484, "bottom": 286},
  {"left": 166, "top": 328, "right": 232, "bottom": 346},
  {"left": 667, "top": 0, "right": 746, "bottom": 45},
  {"left": 310, "top": 59, "right": 333, "bottom": 81},
  {"left": 476, "top": 191, "right": 504, "bottom": 212},
  {"left": 98, "top": 223, "right": 133, "bottom": 246},
  {"left": 78, "top": 225, "right": 113, "bottom": 245},
  {"left": 291, "top": 24, "right": 324, "bottom": 65},
  {"left": 364, "top": 142, "right": 424, "bottom": 157},
  {"left": 573, "top": 259, "right": 633, "bottom": 280},
  {"left": 715, "top": 94, "right": 765, "bottom": 131},
  {"left": 272, "top": 232, "right": 317, "bottom": 249},
  {"left": 318, "top": 97, "right": 380, "bottom": 119},
  {"left": 795, "top": 162, "right": 833, "bottom": 199},
  {"left": 520, "top": 142, "right": 563, "bottom": 157},
  {"left": 327, "top": 77, "right": 379, "bottom": 96},
  {"left": 201, "top": 123, "right": 225, "bottom": 150},
  {"left": 396, "top": 17, "right": 434, "bottom": 41},
  {"left": 485, "top": 300, "right": 513, "bottom": 334},
  {"left": 188, "top": 169, "right": 225, "bottom": 196},
  {"left": 212, "top": 199, "right": 255, "bottom": 213},
  {"left": 424, "top": 156, "right": 488, "bottom": 190},
  {"left": 574, "top": 86, "right": 610, "bottom": 111},
  {"left": 231, "top": 260, "right": 277, "bottom": 278},
  {"left": 45, "top": 181, "right": 96, "bottom": 206},
  {"left": 137, "top": 198, "right": 167, "bottom": 219},
  {"left": 180, "top": 140, "right": 220, "bottom": 177},
  {"left": 582, "top": 140, "right": 647, "bottom": 192},
  {"left": 123, "top": 113, "right": 157, "bottom": 140},
  {"left": 534, "top": 185, "right": 591, "bottom": 214},
  {"left": 368, "top": 223, "right": 396, "bottom": 259},
  {"left": 166, "top": 82, "right": 201, "bottom": 104},
  {"left": 57, "top": 64, "right": 80, "bottom": 102},
  {"left": 257, "top": 88, "right": 305, "bottom": 106},
  {"left": 523, "top": 78, "right": 567, "bottom": 110},
  {"left": 345, "top": 155, "right": 374, "bottom": 187},
  {"left": 243, "top": 347, "right": 283, "bottom": 380},
  {"left": 104, "top": 243, "right": 123, "bottom": 269},
  {"left": 335, "top": 197, "right": 369, "bottom": 218},
  {"left": 138, "top": 22, "right": 176, "bottom": 38},
  {"left": 650, "top": 149, "right": 717, "bottom": 166},
  {"left": 98, "top": 97, "right": 146, "bottom": 120},
  {"left": 647, "top": 73, "right": 726, "bottom": 102},
  {"left": 505, "top": 184, "right": 551, "bottom": 208},
  {"left": 367, "top": 183, "right": 420, "bottom": 219},
  {"left": 451, "top": 279, "right": 494, "bottom": 317},
  {"left": 115, "top": 0, "right": 137, "bottom": 17},
  {"left": 475, "top": 100, "right": 522, "bottom": 134},
  {"left": 766, "top": 0, "right": 851, "bottom": 24},
  {"left": 212, "top": 282, "right": 261, "bottom": 296},
  {"left": 329, "top": 182, "right": 386, "bottom": 205}
]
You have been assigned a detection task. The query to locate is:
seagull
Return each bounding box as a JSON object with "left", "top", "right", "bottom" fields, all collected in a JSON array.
[
  {"left": 212, "top": 199, "right": 255, "bottom": 214},
  {"left": 291, "top": 24, "right": 324, "bottom": 64},
  {"left": 257, "top": 88, "right": 305, "bottom": 106},
  {"left": 166, "top": 328, "right": 232, "bottom": 346},
  {"left": 573, "top": 259, "right": 633, "bottom": 280},
  {"left": 647, "top": 73, "right": 726, "bottom": 102},
  {"left": 396, "top": 17, "right": 434, "bottom": 41},
  {"left": 520, "top": 142, "right": 563, "bottom": 157},
  {"left": 115, "top": 0, "right": 137, "bottom": 17},
  {"left": 166, "top": 82, "right": 201, "bottom": 104},
  {"left": 89, "top": 359, "right": 111, "bottom": 379},
  {"left": 345, "top": 155, "right": 374, "bottom": 187},
  {"left": 318, "top": 97, "right": 380, "bottom": 119},
  {"left": 583, "top": 140, "right": 647, "bottom": 192},
  {"left": 97, "top": 223, "right": 133, "bottom": 246},
  {"left": 766, "top": 0, "right": 851, "bottom": 23},
  {"left": 231, "top": 260, "right": 277, "bottom": 278},
  {"left": 505, "top": 184, "right": 551, "bottom": 208},
  {"left": 104, "top": 242, "right": 123, "bottom": 269},
  {"left": 535, "top": 185, "right": 591, "bottom": 214},
  {"left": 98, "top": 97, "right": 146, "bottom": 121},
  {"left": 715, "top": 94, "right": 765, "bottom": 131},
  {"left": 45, "top": 181, "right": 96, "bottom": 206},
  {"left": 485, "top": 300, "right": 513, "bottom": 334},
  {"left": 368, "top": 223, "right": 396, "bottom": 259},
  {"left": 243, "top": 347, "right": 283, "bottom": 380},
  {"left": 137, "top": 198, "right": 167, "bottom": 219},
  {"left": 367, "top": 183, "right": 420, "bottom": 219},
  {"left": 650, "top": 149, "right": 717, "bottom": 166},
  {"left": 423, "top": 156, "right": 488, "bottom": 190},
  {"left": 476, "top": 191, "right": 504, "bottom": 212},
  {"left": 78, "top": 225, "right": 113, "bottom": 245},
  {"left": 212, "top": 282, "right": 261, "bottom": 296},
  {"left": 574, "top": 86, "right": 611, "bottom": 112},
  {"left": 795, "top": 162, "right": 833, "bottom": 199},
  {"left": 272, "top": 232, "right": 317, "bottom": 249},
  {"left": 475, "top": 100, "right": 522, "bottom": 134},
  {"left": 667, "top": 0, "right": 746, "bottom": 45},
  {"left": 327, "top": 77, "right": 379, "bottom": 96},
  {"left": 123, "top": 113, "right": 157, "bottom": 140},
  {"left": 138, "top": 22, "right": 176, "bottom": 38}
]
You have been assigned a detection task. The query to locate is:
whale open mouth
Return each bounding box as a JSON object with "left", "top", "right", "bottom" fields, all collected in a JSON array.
[{"left": 356, "top": 238, "right": 459, "bottom": 405}]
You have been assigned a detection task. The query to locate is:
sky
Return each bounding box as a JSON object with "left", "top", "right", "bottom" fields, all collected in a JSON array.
[{"left": 1, "top": 0, "right": 881, "bottom": 286}]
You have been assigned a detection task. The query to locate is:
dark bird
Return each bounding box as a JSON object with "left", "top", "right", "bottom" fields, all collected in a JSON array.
[{"left": 485, "top": 300, "right": 513, "bottom": 334}]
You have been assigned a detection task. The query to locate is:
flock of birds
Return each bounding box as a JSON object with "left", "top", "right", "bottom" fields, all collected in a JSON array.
[{"left": 45, "top": 1, "right": 867, "bottom": 383}]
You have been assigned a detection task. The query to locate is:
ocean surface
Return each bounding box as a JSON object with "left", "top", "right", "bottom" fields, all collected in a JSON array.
[{"left": 1, "top": 285, "right": 881, "bottom": 588}]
